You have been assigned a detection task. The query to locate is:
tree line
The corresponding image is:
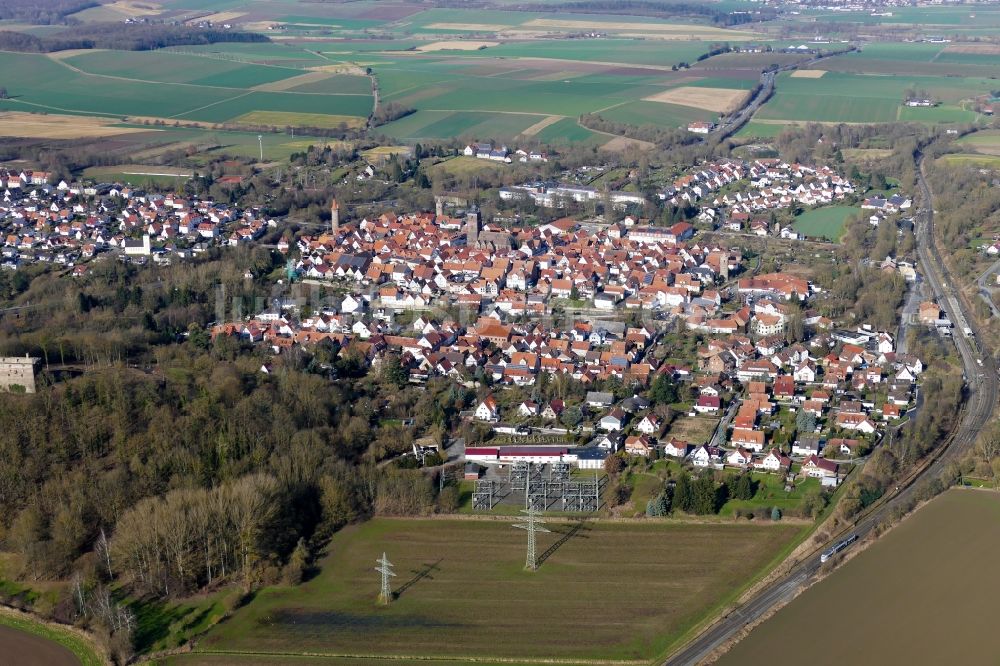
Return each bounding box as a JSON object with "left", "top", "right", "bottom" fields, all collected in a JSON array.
[{"left": 0, "top": 23, "right": 268, "bottom": 53}]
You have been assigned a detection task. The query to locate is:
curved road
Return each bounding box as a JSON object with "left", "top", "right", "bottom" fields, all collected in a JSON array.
[{"left": 663, "top": 153, "right": 998, "bottom": 666}]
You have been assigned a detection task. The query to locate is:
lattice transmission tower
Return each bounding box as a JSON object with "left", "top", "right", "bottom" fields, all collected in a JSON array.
[
  {"left": 375, "top": 552, "right": 396, "bottom": 604},
  {"left": 512, "top": 508, "right": 550, "bottom": 571}
]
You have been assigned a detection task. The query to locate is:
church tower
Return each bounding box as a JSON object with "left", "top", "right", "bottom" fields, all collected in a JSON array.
[
  {"left": 466, "top": 206, "right": 481, "bottom": 247},
  {"left": 330, "top": 198, "right": 340, "bottom": 233}
]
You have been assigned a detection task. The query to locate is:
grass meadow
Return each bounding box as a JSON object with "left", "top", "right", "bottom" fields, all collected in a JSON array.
[
  {"left": 189, "top": 518, "right": 800, "bottom": 663},
  {"left": 793, "top": 206, "right": 858, "bottom": 240}
]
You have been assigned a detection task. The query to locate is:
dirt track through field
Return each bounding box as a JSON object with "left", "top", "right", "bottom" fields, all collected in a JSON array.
[{"left": 520, "top": 115, "right": 564, "bottom": 136}]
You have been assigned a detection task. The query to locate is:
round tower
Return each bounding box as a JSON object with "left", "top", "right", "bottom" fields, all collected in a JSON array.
[{"left": 330, "top": 198, "right": 340, "bottom": 233}]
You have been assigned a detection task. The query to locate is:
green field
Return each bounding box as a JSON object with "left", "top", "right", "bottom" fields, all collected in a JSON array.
[
  {"left": 0, "top": 51, "right": 373, "bottom": 128},
  {"left": 65, "top": 50, "right": 306, "bottom": 88},
  {"left": 803, "top": 5, "right": 1000, "bottom": 26},
  {"left": 756, "top": 71, "right": 993, "bottom": 124},
  {"left": 718, "top": 490, "right": 1000, "bottom": 665},
  {"left": 793, "top": 206, "right": 858, "bottom": 241},
  {"left": 190, "top": 518, "right": 799, "bottom": 663},
  {"left": 602, "top": 100, "right": 717, "bottom": 129}
]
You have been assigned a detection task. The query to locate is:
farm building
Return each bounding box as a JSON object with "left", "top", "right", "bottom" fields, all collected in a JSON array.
[{"left": 687, "top": 121, "right": 715, "bottom": 134}]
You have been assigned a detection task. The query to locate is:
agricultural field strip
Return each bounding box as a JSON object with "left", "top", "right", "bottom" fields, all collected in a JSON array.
[
  {"left": 379, "top": 53, "right": 684, "bottom": 73},
  {"left": 190, "top": 648, "right": 646, "bottom": 665},
  {"left": 50, "top": 54, "right": 371, "bottom": 97}
]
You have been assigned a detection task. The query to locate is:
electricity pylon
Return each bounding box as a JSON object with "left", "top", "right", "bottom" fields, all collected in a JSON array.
[
  {"left": 513, "top": 508, "right": 550, "bottom": 571},
  {"left": 375, "top": 552, "right": 396, "bottom": 604}
]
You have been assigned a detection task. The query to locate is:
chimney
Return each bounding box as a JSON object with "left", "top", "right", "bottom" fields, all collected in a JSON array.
[{"left": 330, "top": 198, "right": 340, "bottom": 233}]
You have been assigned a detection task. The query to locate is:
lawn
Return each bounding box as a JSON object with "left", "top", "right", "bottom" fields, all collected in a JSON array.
[
  {"left": 718, "top": 474, "right": 820, "bottom": 517},
  {"left": 718, "top": 490, "right": 1000, "bottom": 665},
  {"left": 793, "top": 205, "right": 858, "bottom": 241},
  {"left": 193, "top": 518, "right": 800, "bottom": 662}
]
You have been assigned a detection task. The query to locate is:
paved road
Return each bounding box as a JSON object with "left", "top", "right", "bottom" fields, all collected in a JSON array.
[
  {"left": 974, "top": 257, "right": 1000, "bottom": 319},
  {"left": 663, "top": 152, "right": 998, "bottom": 666},
  {"left": 896, "top": 273, "right": 924, "bottom": 356}
]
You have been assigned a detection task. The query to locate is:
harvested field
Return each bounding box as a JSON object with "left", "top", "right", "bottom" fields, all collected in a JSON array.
[
  {"left": 193, "top": 518, "right": 800, "bottom": 663},
  {"left": 943, "top": 43, "right": 1000, "bottom": 55},
  {"left": 519, "top": 114, "right": 563, "bottom": 136},
  {"left": 644, "top": 86, "right": 749, "bottom": 113},
  {"left": 103, "top": 0, "right": 160, "bottom": 16},
  {"left": 416, "top": 41, "right": 498, "bottom": 52},
  {"left": 424, "top": 22, "right": 508, "bottom": 31},
  {"left": 307, "top": 64, "right": 367, "bottom": 75},
  {"left": 790, "top": 69, "right": 827, "bottom": 78},
  {"left": 251, "top": 71, "right": 333, "bottom": 92},
  {"left": 601, "top": 135, "right": 655, "bottom": 151},
  {"left": 0, "top": 112, "right": 153, "bottom": 139},
  {"left": 719, "top": 490, "right": 1000, "bottom": 665},
  {"left": 192, "top": 11, "right": 245, "bottom": 24}
]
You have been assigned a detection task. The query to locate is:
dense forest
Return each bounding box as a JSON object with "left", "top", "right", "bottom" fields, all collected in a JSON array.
[
  {"left": 0, "top": 23, "right": 269, "bottom": 53},
  {"left": 0, "top": 247, "right": 481, "bottom": 660},
  {"left": 0, "top": 0, "right": 96, "bottom": 24}
]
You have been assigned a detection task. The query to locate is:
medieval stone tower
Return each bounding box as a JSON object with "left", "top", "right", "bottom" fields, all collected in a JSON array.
[
  {"left": 330, "top": 198, "right": 340, "bottom": 233},
  {"left": 466, "top": 206, "right": 481, "bottom": 247}
]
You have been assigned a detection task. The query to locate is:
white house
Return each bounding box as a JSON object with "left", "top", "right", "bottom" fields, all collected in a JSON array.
[
  {"left": 726, "top": 447, "right": 754, "bottom": 468},
  {"left": 691, "top": 445, "right": 722, "bottom": 468},
  {"left": 518, "top": 400, "right": 539, "bottom": 417},
  {"left": 793, "top": 361, "right": 817, "bottom": 383},
  {"left": 663, "top": 438, "right": 690, "bottom": 458},
  {"left": 475, "top": 395, "right": 499, "bottom": 422},
  {"left": 599, "top": 409, "right": 626, "bottom": 432},
  {"left": 635, "top": 413, "right": 661, "bottom": 435},
  {"left": 802, "top": 455, "right": 840, "bottom": 487},
  {"left": 756, "top": 448, "right": 791, "bottom": 472}
]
